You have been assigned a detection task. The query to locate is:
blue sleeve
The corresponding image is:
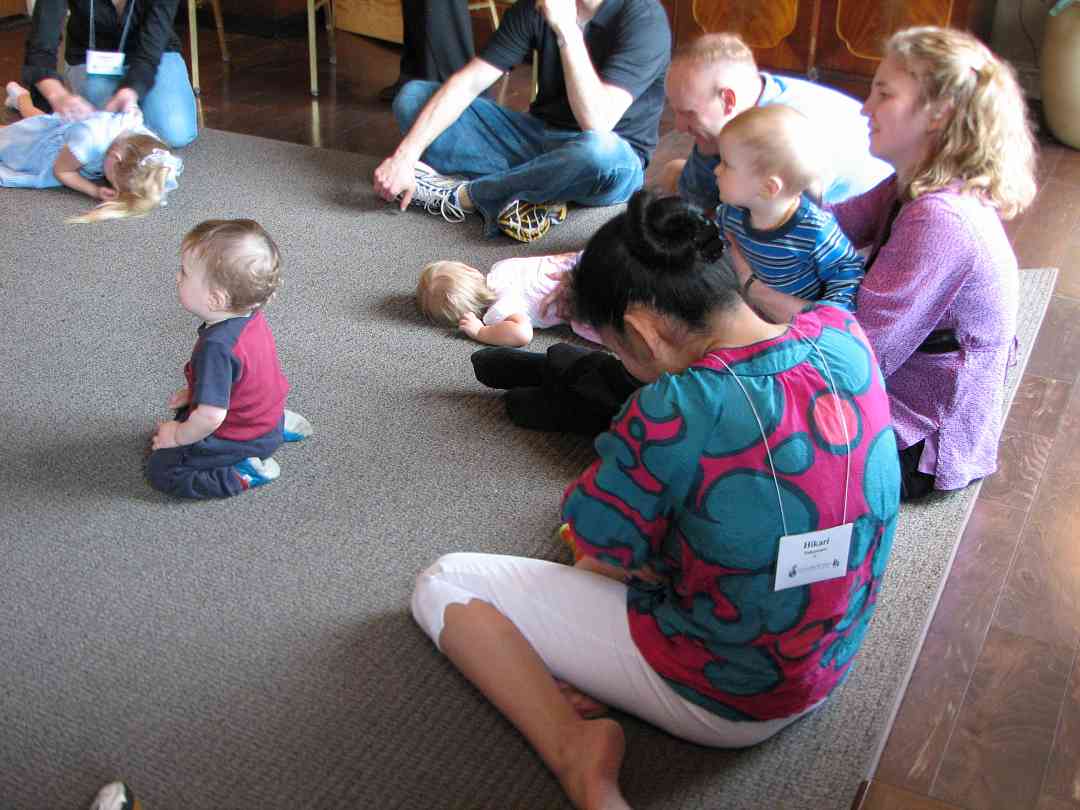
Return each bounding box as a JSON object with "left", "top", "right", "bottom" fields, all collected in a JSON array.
[
  {"left": 63, "top": 121, "right": 97, "bottom": 166},
  {"left": 678, "top": 146, "right": 720, "bottom": 213},
  {"left": 478, "top": 0, "right": 537, "bottom": 72},
  {"left": 190, "top": 339, "right": 239, "bottom": 410},
  {"left": 812, "top": 214, "right": 866, "bottom": 312}
]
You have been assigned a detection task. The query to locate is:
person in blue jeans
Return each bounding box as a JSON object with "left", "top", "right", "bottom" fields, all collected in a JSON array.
[
  {"left": 22, "top": 0, "right": 198, "bottom": 149},
  {"left": 662, "top": 32, "right": 891, "bottom": 209},
  {"left": 372, "top": 0, "right": 670, "bottom": 243}
]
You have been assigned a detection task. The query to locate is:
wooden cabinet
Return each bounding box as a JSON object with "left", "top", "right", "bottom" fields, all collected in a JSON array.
[{"left": 670, "top": 0, "right": 997, "bottom": 81}]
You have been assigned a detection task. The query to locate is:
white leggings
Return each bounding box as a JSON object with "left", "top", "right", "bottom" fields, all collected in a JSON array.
[{"left": 411, "top": 553, "right": 818, "bottom": 748}]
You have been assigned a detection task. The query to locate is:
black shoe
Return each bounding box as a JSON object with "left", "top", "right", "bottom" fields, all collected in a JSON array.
[
  {"left": 471, "top": 347, "right": 547, "bottom": 389},
  {"left": 378, "top": 77, "right": 408, "bottom": 103}
]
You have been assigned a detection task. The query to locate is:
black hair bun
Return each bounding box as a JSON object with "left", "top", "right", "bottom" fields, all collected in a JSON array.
[{"left": 624, "top": 190, "right": 723, "bottom": 271}]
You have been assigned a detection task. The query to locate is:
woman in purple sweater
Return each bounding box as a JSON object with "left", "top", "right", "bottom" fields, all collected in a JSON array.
[{"left": 733, "top": 26, "right": 1037, "bottom": 498}]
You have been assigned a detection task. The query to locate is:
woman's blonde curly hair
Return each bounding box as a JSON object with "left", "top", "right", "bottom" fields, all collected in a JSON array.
[
  {"left": 887, "top": 26, "right": 1037, "bottom": 220},
  {"left": 67, "top": 133, "right": 172, "bottom": 224}
]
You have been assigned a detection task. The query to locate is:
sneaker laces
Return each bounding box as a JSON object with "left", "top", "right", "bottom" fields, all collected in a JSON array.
[{"left": 411, "top": 170, "right": 467, "bottom": 223}]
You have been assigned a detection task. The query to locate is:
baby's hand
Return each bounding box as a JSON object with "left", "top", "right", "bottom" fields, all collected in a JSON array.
[
  {"left": 167, "top": 387, "right": 191, "bottom": 409},
  {"left": 458, "top": 312, "right": 483, "bottom": 339},
  {"left": 97, "top": 185, "right": 118, "bottom": 201},
  {"left": 151, "top": 420, "right": 181, "bottom": 450}
]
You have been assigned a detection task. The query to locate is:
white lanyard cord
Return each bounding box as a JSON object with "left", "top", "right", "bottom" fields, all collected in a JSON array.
[
  {"left": 788, "top": 324, "right": 852, "bottom": 524},
  {"left": 706, "top": 352, "right": 790, "bottom": 537},
  {"left": 707, "top": 326, "right": 853, "bottom": 530}
]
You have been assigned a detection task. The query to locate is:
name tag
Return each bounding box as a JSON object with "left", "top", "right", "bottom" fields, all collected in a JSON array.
[
  {"left": 774, "top": 523, "right": 853, "bottom": 591},
  {"left": 86, "top": 50, "right": 126, "bottom": 76}
]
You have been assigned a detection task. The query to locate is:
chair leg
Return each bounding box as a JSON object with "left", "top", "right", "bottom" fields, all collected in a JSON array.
[
  {"left": 188, "top": 0, "right": 201, "bottom": 95},
  {"left": 209, "top": 0, "right": 229, "bottom": 63},
  {"left": 307, "top": 0, "right": 319, "bottom": 96},
  {"left": 325, "top": 0, "right": 336, "bottom": 65},
  {"left": 486, "top": 0, "right": 498, "bottom": 30}
]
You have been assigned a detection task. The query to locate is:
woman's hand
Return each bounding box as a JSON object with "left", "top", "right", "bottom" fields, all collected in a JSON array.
[
  {"left": 105, "top": 88, "right": 139, "bottom": 114},
  {"left": 97, "top": 185, "right": 118, "bottom": 201}
]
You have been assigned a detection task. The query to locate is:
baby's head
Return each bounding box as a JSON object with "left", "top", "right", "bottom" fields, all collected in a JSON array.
[
  {"left": 68, "top": 132, "right": 181, "bottom": 224},
  {"left": 416, "top": 260, "right": 496, "bottom": 326},
  {"left": 179, "top": 219, "right": 282, "bottom": 317},
  {"left": 714, "top": 105, "right": 823, "bottom": 207}
]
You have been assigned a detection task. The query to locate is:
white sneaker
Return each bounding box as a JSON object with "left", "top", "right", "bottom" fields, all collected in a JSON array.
[
  {"left": 283, "top": 409, "right": 313, "bottom": 442},
  {"left": 89, "top": 782, "right": 140, "bottom": 810},
  {"left": 234, "top": 456, "right": 281, "bottom": 490},
  {"left": 409, "top": 164, "right": 468, "bottom": 223},
  {"left": 5, "top": 81, "right": 27, "bottom": 112}
]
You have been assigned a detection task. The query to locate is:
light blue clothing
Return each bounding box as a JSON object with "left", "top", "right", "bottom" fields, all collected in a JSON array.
[
  {"left": 679, "top": 72, "right": 892, "bottom": 211},
  {"left": 394, "top": 80, "right": 644, "bottom": 237},
  {"left": 66, "top": 51, "right": 198, "bottom": 148},
  {"left": 0, "top": 109, "right": 151, "bottom": 188},
  {"left": 720, "top": 195, "right": 865, "bottom": 311}
]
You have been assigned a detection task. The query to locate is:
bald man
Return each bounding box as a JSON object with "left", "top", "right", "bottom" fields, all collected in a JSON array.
[{"left": 663, "top": 33, "right": 891, "bottom": 209}]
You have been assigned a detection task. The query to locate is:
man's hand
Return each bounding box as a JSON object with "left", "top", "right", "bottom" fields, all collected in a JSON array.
[
  {"left": 167, "top": 387, "right": 191, "bottom": 409},
  {"left": 373, "top": 154, "right": 417, "bottom": 210},
  {"left": 105, "top": 88, "right": 139, "bottom": 114},
  {"left": 459, "top": 312, "right": 484, "bottom": 338},
  {"left": 152, "top": 420, "right": 182, "bottom": 450},
  {"left": 537, "top": 0, "right": 579, "bottom": 38}
]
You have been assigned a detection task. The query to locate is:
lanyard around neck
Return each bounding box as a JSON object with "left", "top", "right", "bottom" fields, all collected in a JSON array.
[
  {"left": 89, "top": 0, "right": 138, "bottom": 53},
  {"left": 707, "top": 328, "right": 852, "bottom": 533}
]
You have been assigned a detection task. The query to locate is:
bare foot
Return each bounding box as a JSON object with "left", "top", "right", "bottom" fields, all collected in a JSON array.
[
  {"left": 556, "top": 678, "right": 609, "bottom": 719},
  {"left": 557, "top": 718, "right": 630, "bottom": 810}
]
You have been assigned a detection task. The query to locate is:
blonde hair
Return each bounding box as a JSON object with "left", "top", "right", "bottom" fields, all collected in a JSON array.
[
  {"left": 416, "top": 260, "right": 495, "bottom": 326},
  {"left": 181, "top": 219, "right": 282, "bottom": 312},
  {"left": 671, "top": 32, "right": 757, "bottom": 70},
  {"left": 886, "top": 26, "right": 1037, "bottom": 219},
  {"left": 67, "top": 133, "right": 173, "bottom": 224},
  {"left": 720, "top": 105, "right": 821, "bottom": 193}
]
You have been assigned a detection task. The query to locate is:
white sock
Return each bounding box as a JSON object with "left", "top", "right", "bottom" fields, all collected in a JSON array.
[{"left": 5, "top": 81, "right": 28, "bottom": 112}]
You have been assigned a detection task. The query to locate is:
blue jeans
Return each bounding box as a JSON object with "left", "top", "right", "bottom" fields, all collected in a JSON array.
[
  {"left": 66, "top": 51, "right": 198, "bottom": 148},
  {"left": 394, "top": 80, "right": 644, "bottom": 235}
]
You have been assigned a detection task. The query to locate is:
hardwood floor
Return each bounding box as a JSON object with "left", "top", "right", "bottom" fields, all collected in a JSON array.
[{"left": 2, "top": 14, "right": 1079, "bottom": 810}]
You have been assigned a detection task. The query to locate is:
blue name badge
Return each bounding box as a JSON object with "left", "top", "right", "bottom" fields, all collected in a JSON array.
[{"left": 86, "top": 49, "right": 126, "bottom": 76}]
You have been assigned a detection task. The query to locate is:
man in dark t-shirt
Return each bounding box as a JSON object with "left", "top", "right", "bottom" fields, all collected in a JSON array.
[{"left": 372, "top": 0, "right": 671, "bottom": 243}]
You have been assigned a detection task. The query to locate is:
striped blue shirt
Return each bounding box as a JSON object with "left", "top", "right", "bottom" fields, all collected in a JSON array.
[{"left": 720, "top": 195, "right": 865, "bottom": 311}]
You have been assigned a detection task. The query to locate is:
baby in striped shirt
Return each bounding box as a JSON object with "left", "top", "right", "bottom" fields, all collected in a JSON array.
[{"left": 712, "top": 104, "right": 865, "bottom": 311}]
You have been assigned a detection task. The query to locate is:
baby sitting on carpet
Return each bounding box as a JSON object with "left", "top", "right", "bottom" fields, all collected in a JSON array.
[
  {"left": 146, "top": 219, "right": 312, "bottom": 500},
  {"left": 416, "top": 252, "right": 600, "bottom": 347},
  {"left": 714, "top": 104, "right": 865, "bottom": 311},
  {"left": 2, "top": 82, "right": 182, "bottom": 223}
]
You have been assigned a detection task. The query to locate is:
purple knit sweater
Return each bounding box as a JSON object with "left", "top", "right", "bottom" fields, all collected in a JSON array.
[{"left": 831, "top": 176, "right": 1019, "bottom": 491}]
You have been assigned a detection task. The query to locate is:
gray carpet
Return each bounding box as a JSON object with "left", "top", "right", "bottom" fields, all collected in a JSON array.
[{"left": 0, "top": 128, "right": 1058, "bottom": 810}]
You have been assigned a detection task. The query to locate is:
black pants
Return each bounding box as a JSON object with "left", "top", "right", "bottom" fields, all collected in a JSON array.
[
  {"left": 474, "top": 342, "right": 939, "bottom": 500},
  {"left": 399, "top": 0, "right": 475, "bottom": 83}
]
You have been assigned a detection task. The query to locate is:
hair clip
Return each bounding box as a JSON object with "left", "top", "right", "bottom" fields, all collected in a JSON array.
[{"left": 139, "top": 148, "right": 184, "bottom": 204}]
